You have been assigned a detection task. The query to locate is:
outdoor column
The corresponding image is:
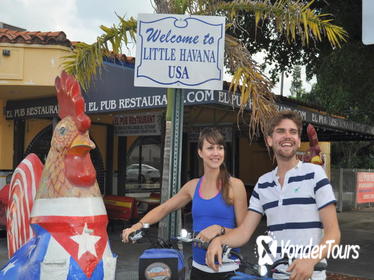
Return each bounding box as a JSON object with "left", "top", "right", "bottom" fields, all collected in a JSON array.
[
  {"left": 117, "top": 136, "right": 127, "bottom": 196},
  {"left": 13, "top": 119, "right": 25, "bottom": 168},
  {"left": 105, "top": 125, "right": 114, "bottom": 195}
]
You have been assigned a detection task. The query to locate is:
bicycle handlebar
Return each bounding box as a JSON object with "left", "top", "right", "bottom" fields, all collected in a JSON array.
[
  {"left": 172, "top": 230, "right": 210, "bottom": 249},
  {"left": 128, "top": 229, "right": 145, "bottom": 242},
  {"left": 128, "top": 227, "right": 210, "bottom": 249}
]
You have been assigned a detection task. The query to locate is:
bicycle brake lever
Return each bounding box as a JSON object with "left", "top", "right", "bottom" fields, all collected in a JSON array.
[
  {"left": 129, "top": 230, "right": 144, "bottom": 242},
  {"left": 222, "top": 247, "right": 232, "bottom": 263}
]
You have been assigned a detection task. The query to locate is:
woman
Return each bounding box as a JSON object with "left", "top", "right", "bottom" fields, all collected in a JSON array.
[{"left": 122, "top": 127, "right": 247, "bottom": 280}]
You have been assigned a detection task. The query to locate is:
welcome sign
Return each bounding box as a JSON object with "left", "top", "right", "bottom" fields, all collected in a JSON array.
[{"left": 134, "top": 14, "right": 225, "bottom": 90}]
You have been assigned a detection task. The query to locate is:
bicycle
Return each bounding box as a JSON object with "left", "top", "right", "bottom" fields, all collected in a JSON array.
[{"left": 128, "top": 227, "right": 327, "bottom": 280}]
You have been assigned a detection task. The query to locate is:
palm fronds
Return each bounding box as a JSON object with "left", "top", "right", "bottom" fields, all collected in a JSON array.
[
  {"left": 213, "top": 0, "right": 348, "bottom": 48},
  {"left": 225, "top": 34, "right": 276, "bottom": 139},
  {"left": 62, "top": 16, "right": 137, "bottom": 90}
]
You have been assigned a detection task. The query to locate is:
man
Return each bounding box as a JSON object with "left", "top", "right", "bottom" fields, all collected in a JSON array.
[{"left": 206, "top": 111, "right": 340, "bottom": 280}]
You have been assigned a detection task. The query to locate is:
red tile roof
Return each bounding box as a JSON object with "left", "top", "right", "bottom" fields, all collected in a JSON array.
[
  {"left": 0, "top": 28, "right": 72, "bottom": 47},
  {"left": 0, "top": 28, "right": 136, "bottom": 64},
  {"left": 107, "top": 52, "right": 135, "bottom": 64}
]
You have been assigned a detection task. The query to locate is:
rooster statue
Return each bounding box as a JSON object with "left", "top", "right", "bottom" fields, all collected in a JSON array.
[
  {"left": 0, "top": 71, "right": 116, "bottom": 279},
  {"left": 303, "top": 124, "right": 325, "bottom": 166}
]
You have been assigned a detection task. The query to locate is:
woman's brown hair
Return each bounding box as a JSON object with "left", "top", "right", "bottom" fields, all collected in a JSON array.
[{"left": 198, "top": 128, "right": 232, "bottom": 204}]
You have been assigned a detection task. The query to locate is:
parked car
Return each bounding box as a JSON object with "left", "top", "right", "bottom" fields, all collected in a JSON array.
[{"left": 126, "top": 164, "right": 160, "bottom": 183}]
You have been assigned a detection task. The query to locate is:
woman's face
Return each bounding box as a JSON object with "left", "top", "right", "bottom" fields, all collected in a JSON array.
[{"left": 198, "top": 139, "right": 225, "bottom": 169}]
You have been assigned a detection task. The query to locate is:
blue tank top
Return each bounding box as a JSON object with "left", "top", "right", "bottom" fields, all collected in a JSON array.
[{"left": 192, "top": 177, "right": 236, "bottom": 265}]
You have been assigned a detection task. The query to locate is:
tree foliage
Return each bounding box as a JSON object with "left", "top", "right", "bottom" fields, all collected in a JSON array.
[
  {"left": 62, "top": 0, "right": 347, "bottom": 139},
  {"left": 289, "top": 65, "right": 306, "bottom": 98},
  {"left": 294, "top": 1, "right": 374, "bottom": 168}
]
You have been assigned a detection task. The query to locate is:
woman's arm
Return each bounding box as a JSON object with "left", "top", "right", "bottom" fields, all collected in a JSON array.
[
  {"left": 231, "top": 177, "right": 248, "bottom": 227},
  {"left": 122, "top": 179, "right": 196, "bottom": 242}
]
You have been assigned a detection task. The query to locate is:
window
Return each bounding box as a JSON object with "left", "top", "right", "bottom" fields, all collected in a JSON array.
[{"left": 125, "top": 136, "right": 162, "bottom": 192}]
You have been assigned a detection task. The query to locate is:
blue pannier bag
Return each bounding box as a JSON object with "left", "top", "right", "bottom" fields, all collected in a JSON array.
[{"left": 139, "top": 248, "right": 185, "bottom": 280}]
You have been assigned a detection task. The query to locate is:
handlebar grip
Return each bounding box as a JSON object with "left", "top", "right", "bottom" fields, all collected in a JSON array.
[
  {"left": 129, "top": 230, "right": 144, "bottom": 242},
  {"left": 190, "top": 239, "right": 209, "bottom": 249},
  {"left": 271, "top": 257, "right": 290, "bottom": 268},
  {"left": 200, "top": 241, "right": 210, "bottom": 250}
]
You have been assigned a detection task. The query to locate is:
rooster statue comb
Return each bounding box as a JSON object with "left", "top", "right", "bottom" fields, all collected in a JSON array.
[
  {"left": 1, "top": 71, "right": 116, "bottom": 280},
  {"left": 56, "top": 71, "right": 91, "bottom": 133}
]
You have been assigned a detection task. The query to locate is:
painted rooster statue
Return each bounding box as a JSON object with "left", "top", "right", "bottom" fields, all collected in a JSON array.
[
  {"left": 303, "top": 124, "right": 325, "bottom": 166},
  {"left": 0, "top": 71, "right": 116, "bottom": 279}
]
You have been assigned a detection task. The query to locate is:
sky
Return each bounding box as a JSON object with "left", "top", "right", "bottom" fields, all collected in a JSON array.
[{"left": 1, "top": 0, "right": 313, "bottom": 95}]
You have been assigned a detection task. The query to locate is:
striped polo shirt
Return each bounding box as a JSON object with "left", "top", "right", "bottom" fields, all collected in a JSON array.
[{"left": 249, "top": 161, "right": 336, "bottom": 279}]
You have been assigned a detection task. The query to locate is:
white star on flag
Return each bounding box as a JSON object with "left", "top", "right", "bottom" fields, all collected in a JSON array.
[{"left": 70, "top": 223, "right": 101, "bottom": 259}]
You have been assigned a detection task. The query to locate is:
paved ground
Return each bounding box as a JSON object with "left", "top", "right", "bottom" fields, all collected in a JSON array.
[{"left": 1, "top": 208, "right": 373, "bottom": 279}]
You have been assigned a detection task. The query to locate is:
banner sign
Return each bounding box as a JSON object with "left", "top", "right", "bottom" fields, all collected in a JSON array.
[
  {"left": 113, "top": 112, "right": 163, "bottom": 136},
  {"left": 275, "top": 103, "right": 374, "bottom": 137},
  {"left": 5, "top": 89, "right": 374, "bottom": 137},
  {"left": 4, "top": 61, "right": 374, "bottom": 138},
  {"left": 134, "top": 14, "right": 225, "bottom": 90},
  {"left": 356, "top": 172, "right": 374, "bottom": 203},
  {"left": 5, "top": 97, "right": 57, "bottom": 119}
]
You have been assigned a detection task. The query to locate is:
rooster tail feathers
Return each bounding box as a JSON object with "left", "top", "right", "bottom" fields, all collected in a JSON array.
[
  {"left": 6, "top": 153, "right": 43, "bottom": 258},
  {"left": 307, "top": 124, "right": 319, "bottom": 147}
]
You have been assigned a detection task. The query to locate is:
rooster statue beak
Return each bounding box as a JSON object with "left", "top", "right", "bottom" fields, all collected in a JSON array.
[
  {"left": 64, "top": 132, "right": 97, "bottom": 187},
  {"left": 68, "top": 133, "right": 96, "bottom": 156}
]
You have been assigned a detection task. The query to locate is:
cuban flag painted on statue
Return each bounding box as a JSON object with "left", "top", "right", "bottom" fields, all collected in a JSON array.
[{"left": 0, "top": 197, "right": 117, "bottom": 280}]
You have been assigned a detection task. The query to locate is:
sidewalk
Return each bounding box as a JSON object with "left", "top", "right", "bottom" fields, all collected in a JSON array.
[
  {"left": 1, "top": 208, "right": 373, "bottom": 279},
  {"left": 327, "top": 208, "right": 374, "bottom": 279}
]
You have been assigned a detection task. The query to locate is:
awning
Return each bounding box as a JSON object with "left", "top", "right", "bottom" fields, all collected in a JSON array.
[{"left": 5, "top": 60, "right": 374, "bottom": 141}]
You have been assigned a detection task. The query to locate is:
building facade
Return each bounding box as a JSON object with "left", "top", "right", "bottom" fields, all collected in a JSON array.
[{"left": 2, "top": 26, "right": 374, "bottom": 199}]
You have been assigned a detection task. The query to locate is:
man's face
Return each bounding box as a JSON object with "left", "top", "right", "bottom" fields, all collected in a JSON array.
[{"left": 266, "top": 119, "right": 301, "bottom": 161}]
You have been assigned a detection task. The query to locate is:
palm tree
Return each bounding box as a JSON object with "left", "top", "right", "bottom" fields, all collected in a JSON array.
[{"left": 62, "top": 0, "right": 347, "bottom": 238}]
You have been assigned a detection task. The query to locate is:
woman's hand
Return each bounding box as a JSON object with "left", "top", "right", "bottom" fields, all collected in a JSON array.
[
  {"left": 196, "top": 224, "right": 222, "bottom": 243},
  {"left": 121, "top": 222, "right": 142, "bottom": 243}
]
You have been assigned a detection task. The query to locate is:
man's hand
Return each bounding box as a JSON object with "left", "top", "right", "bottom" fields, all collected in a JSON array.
[
  {"left": 205, "top": 236, "right": 223, "bottom": 270},
  {"left": 287, "top": 258, "right": 315, "bottom": 280}
]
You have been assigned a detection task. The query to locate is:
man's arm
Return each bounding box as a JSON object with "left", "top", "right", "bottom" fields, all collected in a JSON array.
[
  {"left": 287, "top": 203, "right": 341, "bottom": 280},
  {"left": 206, "top": 210, "right": 262, "bottom": 271}
]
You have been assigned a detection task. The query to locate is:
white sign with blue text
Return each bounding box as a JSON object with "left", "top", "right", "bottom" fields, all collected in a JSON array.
[{"left": 134, "top": 13, "right": 225, "bottom": 90}]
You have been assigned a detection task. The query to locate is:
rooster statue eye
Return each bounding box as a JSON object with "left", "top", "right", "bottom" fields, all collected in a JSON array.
[{"left": 59, "top": 126, "right": 67, "bottom": 135}]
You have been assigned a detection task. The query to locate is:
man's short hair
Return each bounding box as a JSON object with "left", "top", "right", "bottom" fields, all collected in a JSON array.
[{"left": 266, "top": 110, "right": 303, "bottom": 137}]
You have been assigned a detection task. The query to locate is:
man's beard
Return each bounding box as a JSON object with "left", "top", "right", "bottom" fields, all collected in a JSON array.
[{"left": 274, "top": 147, "right": 297, "bottom": 161}]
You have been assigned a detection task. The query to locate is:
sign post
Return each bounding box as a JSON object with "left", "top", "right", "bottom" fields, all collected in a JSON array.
[
  {"left": 168, "top": 88, "right": 184, "bottom": 238},
  {"left": 134, "top": 13, "right": 225, "bottom": 240}
]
